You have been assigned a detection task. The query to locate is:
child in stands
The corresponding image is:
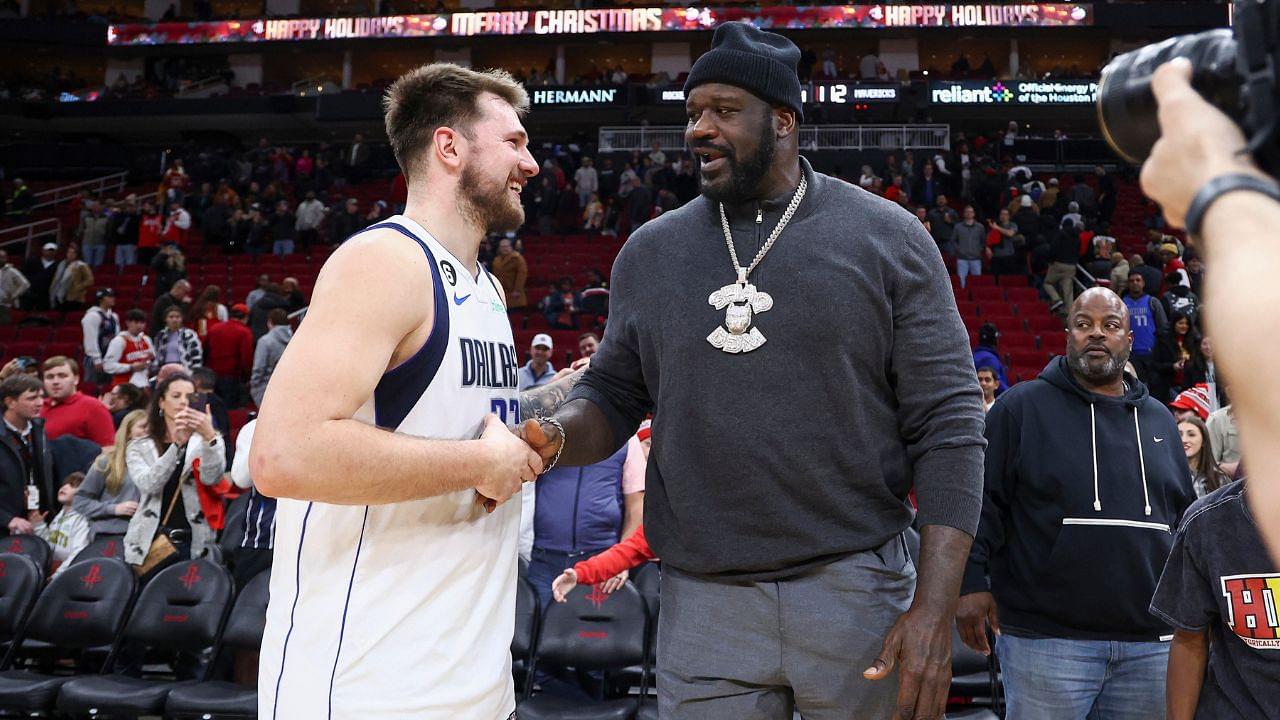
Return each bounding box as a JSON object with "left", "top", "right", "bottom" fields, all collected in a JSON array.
[
  {"left": 1149, "top": 477, "right": 1280, "bottom": 719},
  {"left": 552, "top": 424, "right": 655, "bottom": 602},
  {"left": 552, "top": 524, "right": 653, "bottom": 602},
  {"left": 31, "top": 472, "right": 93, "bottom": 579}
]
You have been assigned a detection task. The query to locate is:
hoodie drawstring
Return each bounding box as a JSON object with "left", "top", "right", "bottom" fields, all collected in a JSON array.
[
  {"left": 1089, "top": 404, "right": 1153, "bottom": 516},
  {"left": 1090, "top": 404, "right": 1101, "bottom": 512},
  {"left": 1133, "top": 408, "right": 1152, "bottom": 516}
]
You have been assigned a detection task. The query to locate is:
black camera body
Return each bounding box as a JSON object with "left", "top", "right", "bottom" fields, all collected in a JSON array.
[{"left": 1099, "top": 0, "right": 1280, "bottom": 175}]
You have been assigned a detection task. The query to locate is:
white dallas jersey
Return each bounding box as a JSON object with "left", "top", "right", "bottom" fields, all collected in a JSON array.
[{"left": 260, "top": 216, "right": 522, "bottom": 720}]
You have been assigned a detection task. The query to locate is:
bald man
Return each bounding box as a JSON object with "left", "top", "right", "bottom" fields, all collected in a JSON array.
[{"left": 957, "top": 288, "right": 1196, "bottom": 719}]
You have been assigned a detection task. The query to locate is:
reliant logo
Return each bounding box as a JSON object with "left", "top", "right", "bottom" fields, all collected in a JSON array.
[
  {"left": 931, "top": 81, "right": 1012, "bottom": 104},
  {"left": 930, "top": 79, "right": 1098, "bottom": 105}
]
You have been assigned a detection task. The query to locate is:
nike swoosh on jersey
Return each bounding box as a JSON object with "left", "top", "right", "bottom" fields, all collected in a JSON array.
[{"left": 453, "top": 293, "right": 471, "bottom": 305}]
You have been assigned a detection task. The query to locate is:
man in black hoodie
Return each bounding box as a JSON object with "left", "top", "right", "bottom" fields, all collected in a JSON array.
[{"left": 958, "top": 288, "right": 1196, "bottom": 718}]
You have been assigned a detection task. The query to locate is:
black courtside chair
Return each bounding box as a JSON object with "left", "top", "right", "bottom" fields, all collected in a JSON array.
[
  {"left": 630, "top": 562, "right": 660, "bottom": 663},
  {"left": 56, "top": 558, "right": 234, "bottom": 719},
  {"left": 67, "top": 535, "right": 126, "bottom": 567},
  {"left": 0, "top": 554, "right": 43, "bottom": 652},
  {"left": 0, "top": 558, "right": 136, "bottom": 715},
  {"left": 518, "top": 582, "right": 650, "bottom": 720},
  {"left": 613, "top": 564, "right": 660, "bottom": 702},
  {"left": 1, "top": 534, "right": 51, "bottom": 577},
  {"left": 512, "top": 574, "right": 541, "bottom": 700},
  {"left": 165, "top": 568, "right": 270, "bottom": 719}
]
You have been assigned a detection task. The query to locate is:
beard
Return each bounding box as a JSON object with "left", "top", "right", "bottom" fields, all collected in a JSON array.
[
  {"left": 457, "top": 163, "right": 525, "bottom": 235},
  {"left": 697, "top": 113, "right": 777, "bottom": 205},
  {"left": 1067, "top": 342, "right": 1131, "bottom": 385}
]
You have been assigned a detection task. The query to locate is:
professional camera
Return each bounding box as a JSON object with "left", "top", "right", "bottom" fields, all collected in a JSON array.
[{"left": 1098, "top": 0, "right": 1280, "bottom": 175}]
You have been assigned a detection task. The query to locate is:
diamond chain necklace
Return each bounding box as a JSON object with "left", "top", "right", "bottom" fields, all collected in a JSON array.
[
  {"left": 705, "top": 177, "right": 807, "bottom": 354},
  {"left": 717, "top": 176, "right": 808, "bottom": 283}
]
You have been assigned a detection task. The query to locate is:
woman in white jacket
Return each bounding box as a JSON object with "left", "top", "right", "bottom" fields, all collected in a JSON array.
[{"left": 123, "top": 371, "right": 225, "bottom": 579}]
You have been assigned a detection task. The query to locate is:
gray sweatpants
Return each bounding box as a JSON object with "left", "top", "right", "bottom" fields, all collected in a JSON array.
[{"left": 657, "top": 534, "right": 916, "bottom": 720}]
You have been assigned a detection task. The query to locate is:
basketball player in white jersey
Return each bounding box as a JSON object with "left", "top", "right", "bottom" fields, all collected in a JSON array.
[{"left": 250, "top": 64, "right": 543, "bottom": 719}]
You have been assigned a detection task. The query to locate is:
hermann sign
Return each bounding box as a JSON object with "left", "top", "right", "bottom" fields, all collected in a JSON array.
[{"left": 530, "top": 87, "right": 625, "bottom": 107}]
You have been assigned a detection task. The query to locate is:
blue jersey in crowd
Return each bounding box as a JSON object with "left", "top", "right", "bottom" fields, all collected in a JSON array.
[{"left": 1124, "top": 294, "right": 1158, "bottom": 356}]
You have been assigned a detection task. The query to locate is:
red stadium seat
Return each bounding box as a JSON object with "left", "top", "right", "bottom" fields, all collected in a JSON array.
[
  {"left": 526, "top": 288, "right": 550, "bottom": 308},
  {"left": 997, "top": 275, "right": 1029, "bottom": 287},
  {"left": 1005, "top": 288, "right": 1041, "bottom": 305},
  {"left": 965, "top": 275, "right": 997, "bottom": 287},
  {"left": 983, "top": 315, "right": 1024, "bottom": 335},
  {"left": 1013, "top": 303, "right": 1051, "bottom": 319},
  {"left": 1011, "top": 366, "right": 1043, "bottom": 383},
  {"left": 6, "top": 341, "right": 44, "bottom": 359},
  {"left": 1009, "top": 349, "right": 1052, "bottom": 367},
  {"left": 1001, "top": 333, "right": 1039, "bottom": 350},
  {"left": 969, "top": 287, "right": 1005, "bottom": 303},
  {"left": 13, "top": 326, "right": 51, "bottom": 343},
  {"left": 45, "top": 343, "right": 79, "bottom": 359},
  {"left": 955, "top": 301, "right": 979, "bottom": 318},
  {"left": 549, "top": 330, "right": 580, "bottom": 350},
  {"left": 512, "top": 330, "right": 537, "bottom": 354},
  {"left": 1026, "top": 315, "right": 1064, "bottom": 335}
]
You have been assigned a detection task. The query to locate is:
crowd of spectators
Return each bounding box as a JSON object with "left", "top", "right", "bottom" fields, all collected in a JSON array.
[
  {"left": 519, "top": 141, "right": 697, "bottom": 241},
  {"left": 0, "top": 108, "right": 1261, "bottom": 714}
]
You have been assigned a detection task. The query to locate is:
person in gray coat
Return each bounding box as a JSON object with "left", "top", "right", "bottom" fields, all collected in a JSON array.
[
  {"left": 251, "top": 308, "right": 293, "bottom": 407},
  {"left": 73, "top": 409, "right": 147, "bottom": 536},
  {"left": 123, "top": 372, "right": 226, "bottom": 573}
]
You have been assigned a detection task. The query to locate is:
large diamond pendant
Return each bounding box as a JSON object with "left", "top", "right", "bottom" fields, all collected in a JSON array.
[{"left": 706, "top": 280, "right": 773, "bottom": 354}]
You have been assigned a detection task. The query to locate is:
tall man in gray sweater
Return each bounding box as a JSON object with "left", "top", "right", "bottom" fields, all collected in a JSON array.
[{"left": 521, "top": 24, "right": 985, "bottom": 720}]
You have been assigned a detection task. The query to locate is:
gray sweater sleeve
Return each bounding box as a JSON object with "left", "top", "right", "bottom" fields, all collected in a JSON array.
[
  {"left": 73, "top": 462, "right": 120, "bottom": 521},
  {"left": 250, "top": 341, "right": 270, "bottom": 407},
  {"left": 888, "top": 214, "right": 988, "bottom": 536},
  {"left": 568, "top": 239, "right": 653, "bottom": 452}
]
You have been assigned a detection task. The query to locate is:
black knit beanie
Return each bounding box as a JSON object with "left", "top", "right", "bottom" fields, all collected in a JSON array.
[{"left": 684, "top": 22, "right": 804, "bottom": 122}]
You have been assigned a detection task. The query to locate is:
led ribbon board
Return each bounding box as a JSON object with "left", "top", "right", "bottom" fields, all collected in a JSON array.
[{"left": 107, "top": 4, "right": 1093, "bottom": 46}]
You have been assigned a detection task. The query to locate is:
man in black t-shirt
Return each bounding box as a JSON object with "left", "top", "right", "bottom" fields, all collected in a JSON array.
[{"left": 1150, "top": 480, "right": 1280, "bottom": 719}]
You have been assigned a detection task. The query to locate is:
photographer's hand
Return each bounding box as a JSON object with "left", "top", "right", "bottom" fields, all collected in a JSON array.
[
  {"left": 1142, "top": 64, "right": 1280, "bottom": 566},
  {"left": 1141, "top": 58, "right": 1269, "bottom": 227}
]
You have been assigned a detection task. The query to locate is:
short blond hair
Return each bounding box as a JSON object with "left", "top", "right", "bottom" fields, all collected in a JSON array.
[
  {"left": 383, "top": 63, "right": 529, "bottom": 182},
  {"left": 42, "top": 356, "right": 79, "bottom": 377}
]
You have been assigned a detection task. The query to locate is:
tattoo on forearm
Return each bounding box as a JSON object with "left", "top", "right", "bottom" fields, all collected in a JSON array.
[{"left": 520, "top": 369, "right": 585, "bottom": 419}]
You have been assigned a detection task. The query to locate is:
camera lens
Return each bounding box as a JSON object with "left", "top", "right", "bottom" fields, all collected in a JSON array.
[{"left": 1098, "top": 29, "right": 1241, "bottom": 164}]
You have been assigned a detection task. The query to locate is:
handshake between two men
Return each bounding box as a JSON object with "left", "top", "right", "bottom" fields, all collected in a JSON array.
[{"left": 473, "top": 414, "right": 564, "bottom": 513}]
